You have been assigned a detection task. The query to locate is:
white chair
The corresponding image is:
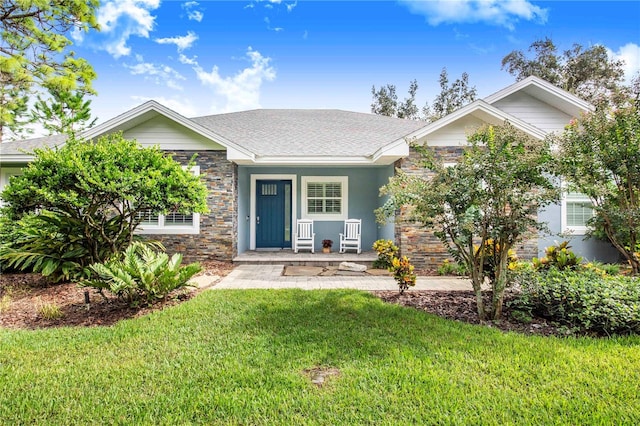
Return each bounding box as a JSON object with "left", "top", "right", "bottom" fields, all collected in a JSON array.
[
  {"left": 293, "top": 219, "right": 315, "bottom": 253},
  {"left": 339, "top": 219, "right": 362, "bottom": 254}
]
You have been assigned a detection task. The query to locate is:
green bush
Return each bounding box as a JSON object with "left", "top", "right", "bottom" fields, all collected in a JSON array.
[
  {"left": 511, "top": 268, "right": 640, "bottom": 335},
  {"left": 1, "top": 134, "right": 208, "bottom": 276},
  {"left": 372, "top": 239, "right": 398, "bottom": 269},
  {"left": 533, "top": 241, "right": 582, "bottom": 271},
  {"left": 475, "top": 239, "right": 518, "bottom": 281},
  {"left": 0, "top": 211, "right": 92, "bottom": 281},
  {"left": 390, "top": 255, "right": 416, "bottom": 294},
  {"left": 84, "top": 242, "right": 201, "bottom": 305},
  {"left": 437, "top": 259, "right": 468, "bottom": 276},
  {"left": 582, "top": 261, "right": 621, "bottom": 276}
]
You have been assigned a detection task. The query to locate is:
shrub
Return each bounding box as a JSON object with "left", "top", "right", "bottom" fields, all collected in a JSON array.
[
  {"left": 510, "top": 268, "right": 640, "bottom": 335},
  {"left": 475, "top": 239, "right": 518, "bottom": 282},
  {"left": 372, "top": 239, "right": 398, "bottom": 269},
  {"left": 37, "top": 301, "right": 64, "bottom": 320},
  {"left": 0, "top": 211, "right": 92, "bottom": 282},
  {"left": 532, "top": 241, "right": 582, "bottom": 271},
  {"left": 1, "top": 134, "right": 208, "bottom": 277},
  {"left": 437, "top": 259, "right": 468, "bottom": 276},
  {"left": 0, "top": 294, "right": 11, "bottom": 313},
  {"left": 389, "top": 256, "right": 416, "bottom": 294},
  {"left": 582, "top": 261, "right": 621, "bottom": 277},
  {"left": 84, "top": 242, "right": 201, "bottom": 305}
]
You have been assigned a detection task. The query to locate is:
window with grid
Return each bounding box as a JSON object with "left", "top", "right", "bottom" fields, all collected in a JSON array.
[
  {"left": 301, "top": 176, "right": 348, "bottom": 220},
  {"left": 564, "top": 191, "right": 593, "bottom": 233},
  {"left": 307, "top": 182, "right": 342, "bottom": 214},
  {"left": 136, "top": 166, "right": 200, "bottom": 234}
]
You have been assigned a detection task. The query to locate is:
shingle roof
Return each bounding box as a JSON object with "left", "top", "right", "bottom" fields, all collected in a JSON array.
[
  {"left": 1, "top": 110, "right": 426, "bottom": 160},
  {"left": 0, "top": 134, "right": 67, "bottom": 157},
  {"left": 191, "top": 109, "right": 426, "bottom": 157}
]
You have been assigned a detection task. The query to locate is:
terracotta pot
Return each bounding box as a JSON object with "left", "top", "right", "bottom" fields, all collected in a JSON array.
[{"left": 322, "top": 247, "right": 331, "bottom": 253}]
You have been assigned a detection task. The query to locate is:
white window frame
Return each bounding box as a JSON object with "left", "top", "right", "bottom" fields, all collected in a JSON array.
[
  {"left": 561, "top": 190, "right": 593, "bottom": 236},
  {"left": 0, "top": 167, "right": 23, "bottom": 207},
  {"left": 301, "top": 176, "right": 348, "bottom": 221},
  {"left": 136, "top": 165, "right": 201, "bottom": 235}
]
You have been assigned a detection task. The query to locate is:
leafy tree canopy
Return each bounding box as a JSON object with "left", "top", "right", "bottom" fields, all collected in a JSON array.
[
  {"left": 371, "top": 68, "right": 477, "bottom": 122},
  {"left": 0, "top": 0, "right": 100, "bottom": 141},
  {"left": 501, "top": 37, "right": 626, "bottom": 107},
  {"left": 377, "top": 124, "right": 559, "bottom": 320},
  {"left": 1, "top": 133, "right": 209, "bottom": 268},
  {"left": 554, "top": 101, "right": 640, "bottom": 274},
  {"left": 30, "top": 88, "right": 97, "bottom": 137}
]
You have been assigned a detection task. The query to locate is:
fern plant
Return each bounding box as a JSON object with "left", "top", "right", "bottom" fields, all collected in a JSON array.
[
  {"left": 0, "top": 211, "right": 91, "bottom": 282},
  {"left": 84, "top": 242, "right": 201, "bottom": 305}
]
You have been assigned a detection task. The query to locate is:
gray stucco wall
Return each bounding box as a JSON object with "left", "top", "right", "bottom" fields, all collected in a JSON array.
[
  {"left": 538, "top": 203, "right": 620, "bottom": 263},
  {"left": 238, "top": 165, "right": 395, "bottom": 253}
]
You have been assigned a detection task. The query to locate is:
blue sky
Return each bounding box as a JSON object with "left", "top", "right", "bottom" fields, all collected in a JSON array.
[{"left": 68, "top": 0, "right": 640, "bottom": 125}]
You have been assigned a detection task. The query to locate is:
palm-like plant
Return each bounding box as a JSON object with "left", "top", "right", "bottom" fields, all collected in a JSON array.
[{"left": 85, "top": 242, "right": 201, "bottom": 305}]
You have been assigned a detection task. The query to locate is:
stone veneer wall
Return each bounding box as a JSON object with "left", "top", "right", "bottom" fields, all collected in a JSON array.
[
  {"left": 149, "top": 151, "right": 237, "bottom": 263},
  {"left": 395, "top": 146, "right": 538, "bottom": 270}
]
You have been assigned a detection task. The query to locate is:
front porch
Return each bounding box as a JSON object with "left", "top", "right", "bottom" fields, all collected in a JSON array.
[{"left": 233, "top": 250, "right": 378, "bottom": 267}]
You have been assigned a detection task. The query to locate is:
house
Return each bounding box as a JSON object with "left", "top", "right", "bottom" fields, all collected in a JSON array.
[{"left": 0, "top": 76, "right": 619, "bottom": 268}]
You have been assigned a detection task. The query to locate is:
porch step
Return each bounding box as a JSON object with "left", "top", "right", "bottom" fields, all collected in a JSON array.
[{"left": 233, "top": 250, "right": 378, "bottom": 267}]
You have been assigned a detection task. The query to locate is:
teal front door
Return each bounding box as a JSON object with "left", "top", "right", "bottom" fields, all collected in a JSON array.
[{"left": 256, "top": 180, "right": 292, "bottom": 248}]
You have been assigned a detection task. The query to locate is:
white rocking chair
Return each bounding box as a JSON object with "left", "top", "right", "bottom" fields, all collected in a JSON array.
[
  {"left": 293, "top": 219, "right": 315, "bottom": 253},
  {"left": 339, "top": 219, "right": 362, "bottom": 254}
]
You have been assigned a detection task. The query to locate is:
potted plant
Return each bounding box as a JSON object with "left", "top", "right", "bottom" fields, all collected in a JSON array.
[{"left": 322, "top": 239, "right": 333, "bottom": 253}]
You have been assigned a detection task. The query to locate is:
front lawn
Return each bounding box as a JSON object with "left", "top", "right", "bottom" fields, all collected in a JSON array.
[{"left": 1, "top": 289, "right": 638, "bottom": 424}]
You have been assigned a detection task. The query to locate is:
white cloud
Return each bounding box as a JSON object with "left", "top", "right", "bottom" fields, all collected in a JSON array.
[
  {"left": 399, "top": 0, "right": 547, "bottom": 30},
  {"left": 155, "top": 31, "right": 198, "bottom": 52},
  {"left": 286, "top": 1, "right": 298, "bottom": 12},
  {"left": 264, "top": 17, "right": 283, "bottom": 32},
  {"left": 178, "top": 54, "right": 198, "bottom": 66},
  {"left": 131, "top": 95, "right": 199, "bottom": 117},
  {"left": 182, "top": 1, "right": 204, "bottom": 22},
  {"left": 607, "top": 43, "right": 640, "bottom": 83},
  {"left": 125, "top": 62, "right": 186, "bottom": 90},
  {"left": 97, "top": 0, "right": 160, "bottom": 58},
  {"left": 190, "top": 47, "right": 276, "bottom": 112}
]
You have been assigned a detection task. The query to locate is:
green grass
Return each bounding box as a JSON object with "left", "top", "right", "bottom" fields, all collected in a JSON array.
[{"left": 1, "top": 290, "right": 639, "bottom": 425}]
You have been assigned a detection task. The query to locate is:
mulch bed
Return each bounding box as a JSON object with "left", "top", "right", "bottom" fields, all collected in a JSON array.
[
  {"left": 373, "top": 290, "right": 566, "bottom": 337},
  {"left": 0, "top": 261, "right": 234, "bottom": 329},
  {"left": 2, "top": 265, "right": 565, "bottom": 336}
]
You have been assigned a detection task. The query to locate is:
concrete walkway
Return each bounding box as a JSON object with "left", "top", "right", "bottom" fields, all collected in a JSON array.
[{"left": 204, "top": 264, "right": 472, "bottom": 291}]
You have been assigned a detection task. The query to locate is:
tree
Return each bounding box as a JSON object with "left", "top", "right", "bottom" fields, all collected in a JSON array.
[
  {"left": 31, "top": 88, "right": 97, "bottom": 136},
  {"left": 1, "top": 134, "right": 209, "bottom": 279},
  {"left": 0, "top": 0, "right": 100, "bottom": 141},
  {"left": 377, "top": 124, "right": 559, "bottom": 320},
  {"left": 423, "top": 68, "right": 477, "bottom": 122},
  {"left": 501, "top": 37, "right": 626, "bottom": 107},
  {"left": 554, "top": 103, "right": 640, "bottom": 274},
  {"left": 371, "top": 80, "right": 421, "bottom": 119},
  {"left": 371, "top": 69, "right": 477, "bottom": 122}
]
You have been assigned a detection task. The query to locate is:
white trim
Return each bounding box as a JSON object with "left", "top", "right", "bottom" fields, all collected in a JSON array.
[
  {"left": 80, "top": 100, "right": 255, "bottom": 162},
  {"left": 301, "top": 176, "right": 348, "bottom": 221},
  {"left": 136, "top": 166, "right": 201, "bottom": 235},
  {"left": 250, "top": 174, "right": 297, "bottom": 250},
  {"left": 233, "top": 155, "right": 402, "bottom": 166},
  {"left": 0, "top": 155, "right": 34, "bottom": 163},
  {"left": 405, "top": 100, "right": 548, "bottom": 144},
  {"left": 0, "top": 167, "right": 23, "bottom": 207},
  {"left": 484, "top": 76, "right": 594, "bottom": 113},
  {"left": 561, "top": 189, "right": 593, "bottom": 236}
]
